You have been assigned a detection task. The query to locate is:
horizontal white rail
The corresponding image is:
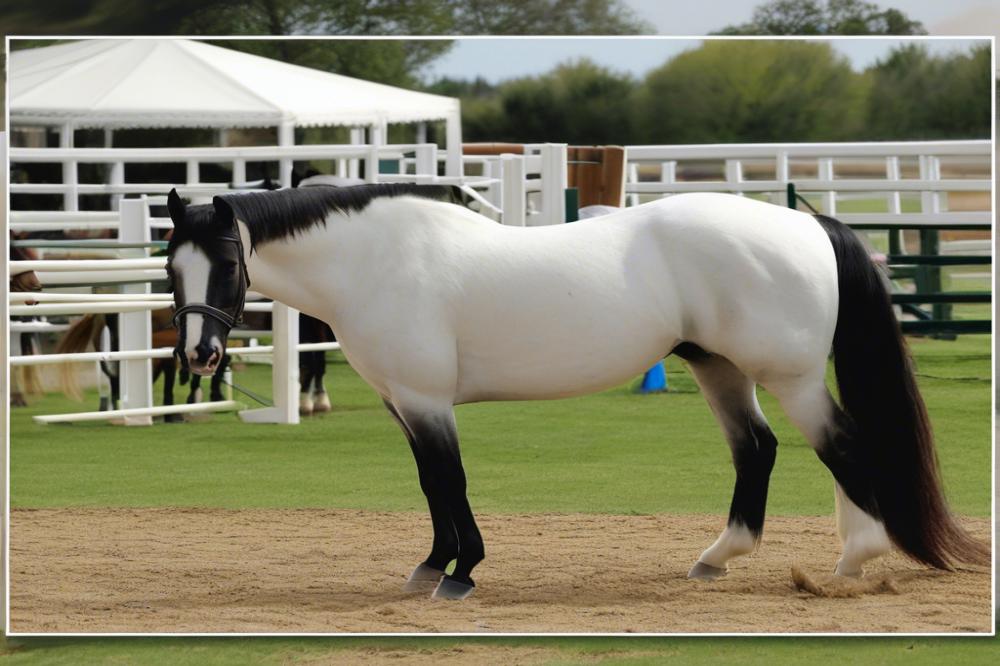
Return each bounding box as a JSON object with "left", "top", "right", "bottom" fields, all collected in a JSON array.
[
  {"left": 9, "top": 321, "right": 71, "bottom": 333},
  {"left": 9, "top": 292, "right": 173, "bottom": 303},
  {"left": 836, "top": 212, "right": 991, "bottom": 226},
  {"left": 11, "top": 258, "right": 166, "bottom": 274},
  {"left": 34, "top": 401, "right": 242, "bottom": 424},
  {"left": 626, "top": 141, "right": 990, "bottom": 160},
  {"left": 35, "top": 269, "right": 167, "bottom": 286},
  {"left": 9, "top": 143, "right": 435, "bottom": 163},
  {"left": 10, "top": 301, "right": 170, "bottom": 316},
  {"left": 625, "top": 179, "right": 990, "bottom": 194},
  {"left": 10, "top": 342, "right": 341, "bottom": 366},
  {"left": 11, "top": 222, "right": 120, "bottom": 232},
  {"left": 9, "top": 300, "right": 273, "bottom": 316}
]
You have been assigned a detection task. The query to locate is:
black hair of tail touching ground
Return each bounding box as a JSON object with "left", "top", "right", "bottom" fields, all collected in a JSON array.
[{"left": 814, "top": 213, "right": 989, "bottom": 569}]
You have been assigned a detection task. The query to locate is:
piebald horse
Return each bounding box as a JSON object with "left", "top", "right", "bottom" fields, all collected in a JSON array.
[{"left": 165, "top": 185, "right": 987, "bottom": 600}]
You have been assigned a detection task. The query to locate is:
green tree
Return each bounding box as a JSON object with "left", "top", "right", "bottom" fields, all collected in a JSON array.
[
  {"left": 865, "top": 44, "right": 991, "bottom": 140},
  {"left": 452, "top": 60, "right": 637, "bottom": 144},
  {"left": 634, "top": 41, "right": 867, "bottom": 143},
  {"left": 715, "top": 0, "right": 925, "bottom": 35},
  {"left": 0, "top": 0, "right": 650, "bottom": 35}
]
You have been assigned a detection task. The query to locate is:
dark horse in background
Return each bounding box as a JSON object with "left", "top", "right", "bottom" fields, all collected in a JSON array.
[{"left": 56, "top": 309, "right": 229, "bottom": 420}]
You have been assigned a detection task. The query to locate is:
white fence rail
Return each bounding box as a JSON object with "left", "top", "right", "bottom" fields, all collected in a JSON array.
[
  {"left": 12, "top": 140, "right": 985, "bottom": 424},
  {"left": 625, "top": 140, "right": 991, "bottom": 225}
]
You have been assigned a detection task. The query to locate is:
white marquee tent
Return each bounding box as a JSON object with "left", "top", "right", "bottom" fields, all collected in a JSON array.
[{"left": 9, "top": 38, "right": 464, "bottom": 176}]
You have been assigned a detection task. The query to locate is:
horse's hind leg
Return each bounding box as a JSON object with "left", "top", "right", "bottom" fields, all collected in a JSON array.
[
  {"left": 676, "top": 345, "right": 778, "bottom": 580},
  {"left": 765, "top": 373, "right": 890, "bottom": 577}
]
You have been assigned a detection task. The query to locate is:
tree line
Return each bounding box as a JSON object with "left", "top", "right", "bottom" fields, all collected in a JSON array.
[{"left": 429, "top": 41, "right": 991, "bottom": 145}]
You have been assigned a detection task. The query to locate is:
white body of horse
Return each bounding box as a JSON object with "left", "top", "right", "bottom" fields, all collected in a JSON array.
[
  {"left": 168, "top": 183, "right": 985, "bottom": 598},
  {"left": 242, "top": 192, "right": 837, "bottom": 408}
]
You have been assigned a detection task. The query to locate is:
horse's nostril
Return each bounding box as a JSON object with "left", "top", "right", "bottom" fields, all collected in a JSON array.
[{"left": 194, "top": 342, "right": 216, "bottom": 364}]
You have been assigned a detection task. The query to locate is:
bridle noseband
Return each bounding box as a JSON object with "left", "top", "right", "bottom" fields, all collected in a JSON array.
[{"left": 172, "top": 232, "right": 251, "bottom": 332}]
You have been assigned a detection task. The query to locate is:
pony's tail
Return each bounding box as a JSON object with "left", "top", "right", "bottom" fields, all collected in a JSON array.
[
  {"left": 816, "top": 214, "right": 989, "bottom": 570},
  {"left": 55, "top": 313, "right": 105, "bottom": 401}
]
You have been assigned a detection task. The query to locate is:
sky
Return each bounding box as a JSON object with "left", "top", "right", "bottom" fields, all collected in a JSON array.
[{"left": 423, "top": 1, "right": 997, "bottom": 84}]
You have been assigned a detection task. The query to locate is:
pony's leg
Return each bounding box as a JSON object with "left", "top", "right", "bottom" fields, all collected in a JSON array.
[
  {"left": 187, "top": 374, "right": 203, "bottom": 404},
  {"left": 680, "top": 348, "right": 778, "bottom": 580},
  {"left": 766, "top": 374, "right": 891, "bottom": 577},
  {"left": 383, "top": 400, "right": 459, "bottom": 594},
  {"left": 299, "top": 356, "right": 315, "bottom": 415},
  {"left": 313, "top": 354, "right": 331, "bottom": 413},
  {"left": 209, "top": 354, "right": 229, "bottom": 402},
  {"left": 162, "top": 359, "right": 184, "bottom": 423},
  {"left": 393, "top": 403, "right": 483, "bottom": 600}
]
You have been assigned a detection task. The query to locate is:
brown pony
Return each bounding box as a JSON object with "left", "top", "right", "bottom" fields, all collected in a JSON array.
[{"left": 10, "top": 244, "right": 44, "bottom": 407}]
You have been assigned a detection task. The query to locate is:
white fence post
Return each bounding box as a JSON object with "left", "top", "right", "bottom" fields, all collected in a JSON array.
[
  {"left": 415, "top": 144, "right": 438, "bottom": 182},
  {"left": 725, "top": 159, "right": 744, "bottom": 196},
  {"left": 773, "top": 150, "right": 789, "bottom": 205},
  {"left": 501, "top": 154, "right": 526, "bottom": 227},
  {"left": 540, "top": 143, "right": 567, "bottom": 225},
  {"left": 185, "top": 159, "right": 200, "bottom": 187},
  {"left": 626, "top": 154, "right": 640, "bottom": 207},
  {"left": 239, "top": 302, "right": 300, "bottom": 425},
  {"left": 818, "top": 157, "right": 836, "bottom": 215},
  {"left": 117, "top": 198, "right": 154, "bottom": 425},
  {"left": 60, "top": 122, "right": 78, "bottom": 212},
  {"left": 232, "top": 158, "right": 247, "bottom": 186}
]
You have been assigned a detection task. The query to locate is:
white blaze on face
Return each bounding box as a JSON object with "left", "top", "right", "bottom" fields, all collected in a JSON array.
[{"left": 172, "top": 243, "right": 212, "bottom": 362}]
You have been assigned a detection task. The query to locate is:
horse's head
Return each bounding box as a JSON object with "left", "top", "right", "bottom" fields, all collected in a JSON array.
[{"left": 165, "top": 189, "right": 249, "bottom": 376}]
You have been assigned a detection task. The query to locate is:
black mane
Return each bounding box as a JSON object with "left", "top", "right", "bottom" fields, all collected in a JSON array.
[{"left": 218, "top": 183, "right": 466, "bottom": 249}]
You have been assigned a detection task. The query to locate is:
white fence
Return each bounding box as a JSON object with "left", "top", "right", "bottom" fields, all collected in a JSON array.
[
  {"left": 9, "top": 142, "right": 572, "bottom": 425},
  {"left": 11, "top": 139, "right": 989, "bottom": 425},
  {"left": 625, "top": 140, "right": 991, "bottom": 229}
]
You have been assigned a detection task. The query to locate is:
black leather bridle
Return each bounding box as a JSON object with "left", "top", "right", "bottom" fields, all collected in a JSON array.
[{"left": 172, "top": 232, "right": 251, "bottom": 333}]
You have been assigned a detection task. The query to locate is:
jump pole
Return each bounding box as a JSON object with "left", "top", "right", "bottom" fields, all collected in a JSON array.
[{"left": 33, "top": 401, "right": 242, "bottom": 425}]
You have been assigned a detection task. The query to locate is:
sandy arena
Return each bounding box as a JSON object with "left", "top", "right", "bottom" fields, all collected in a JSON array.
[{"left": 8, "top": 508, "right": 992, "bottom": 634}]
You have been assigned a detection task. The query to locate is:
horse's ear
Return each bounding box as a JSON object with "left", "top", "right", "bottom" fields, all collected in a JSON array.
[
  {"left": 167, "top": 188, "right": 186, "bottom": 228},
  {"left": 212, "top": 195, "right": 234, "bottom": 226}
]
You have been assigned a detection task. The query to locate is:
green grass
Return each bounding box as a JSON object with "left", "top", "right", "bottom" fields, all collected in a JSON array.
[
  {"left": 3, "top": 635, "right": 1000, "bottom": 664},
  {"left": 10, "top": 336, "right": 992, "bottom": 517}
]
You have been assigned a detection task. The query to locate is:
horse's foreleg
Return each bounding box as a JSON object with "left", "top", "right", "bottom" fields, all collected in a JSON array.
[
  {"left": 678, "top": 345, "right": 778, "bottom": 581},
  {"left": 209, "top": 354, "right": 229, "bottom": 402},
  {"left": 389, "top": 400, "right": 483, "bottom": 600},
  {"left": 382, "top": 400, "right": 460, "bottom": 594},
  {"left": 187, "top": 374, "right": 202, "bottom": 404},
  {"left": 162, "top": 359, "right": 184, "bottom": 423}
]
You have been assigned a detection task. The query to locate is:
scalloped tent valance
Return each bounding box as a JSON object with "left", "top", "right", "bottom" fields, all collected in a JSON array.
[{"left": 9, "top": 39, "right": 461, "bottom": 129}]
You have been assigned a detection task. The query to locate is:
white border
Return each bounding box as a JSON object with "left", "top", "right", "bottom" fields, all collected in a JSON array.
[{"left": 3, "top": 33, "right": 996, "bottom": 638}]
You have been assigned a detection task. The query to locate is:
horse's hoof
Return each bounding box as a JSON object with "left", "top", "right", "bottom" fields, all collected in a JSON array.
[
  {"left": 403, "top": 563, "right": 445, "bottom": 593},
  {"left": 687, "top": 561, "right": 727, "bottom": 581},
  {"left": 432, "top": 575, "right": 475, "bottom": 600},
  {"left": 164, "top": 414, "right": 184, "bottom": 424},
  {"left": 834, "top": 562, "right": 863, "bottom": 579},
  {"left": 313, "top": 393, "right": 332, "bottom": 413}
]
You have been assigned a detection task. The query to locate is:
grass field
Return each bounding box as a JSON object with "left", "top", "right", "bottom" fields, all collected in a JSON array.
[
  {"left": 10, "top": 337, "right": 992, "bottom": 517},
  {"left": 6, "top": 333, "right": 995, "bottom": 659}
]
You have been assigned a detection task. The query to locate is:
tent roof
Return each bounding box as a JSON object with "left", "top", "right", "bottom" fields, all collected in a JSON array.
[{"left": 9, "top": 39, "right": 460, "bottom": 129}]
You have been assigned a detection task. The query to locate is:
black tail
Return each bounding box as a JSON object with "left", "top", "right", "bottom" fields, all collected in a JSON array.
[{"left": 815, "top": 214, "right": 989, "bottom": 570}]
